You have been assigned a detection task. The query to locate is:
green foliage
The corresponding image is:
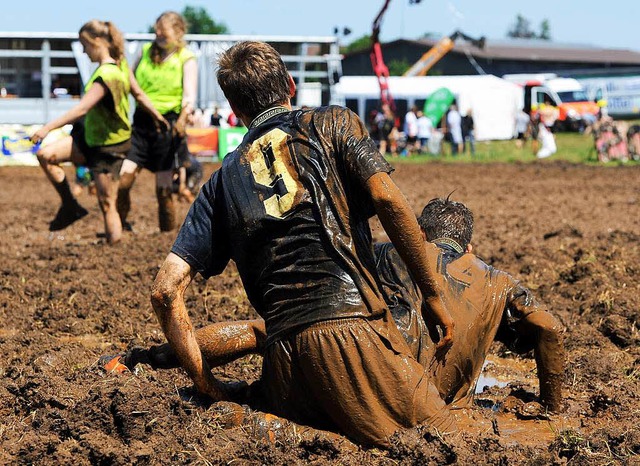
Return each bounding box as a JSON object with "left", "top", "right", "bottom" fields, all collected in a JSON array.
[
  {"left": 388, "top": 59, "right": 412, "bottom": 76},
  {"left": 182, "top": 6, "right": 229, "bottom": 34},
  {"left": 383, "top": 131, "right": 640, "bottom": 165},
  {"left": 507, "top": 14, "right": 536, "bottom": 39},
  {"left": 147, "top": 5, "right": 229, "bottom": 34},
  {"left": 539, "top": 19, "right": 552, "bottom": 40},
  {"left": 507, "top": 14, "right": 551, "bottom": 41},
  {"left": 341, "top": 34, "right": 371, "bottom": 54}
]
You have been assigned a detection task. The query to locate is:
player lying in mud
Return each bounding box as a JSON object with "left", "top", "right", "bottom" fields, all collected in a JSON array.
[{"left": 104, "top": 196, "right": 565, "bottom": 447}]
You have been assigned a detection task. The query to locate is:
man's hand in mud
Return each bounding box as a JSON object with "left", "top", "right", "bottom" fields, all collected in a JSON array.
[{"left": 437, "top": 319, "right": 455, "bottom": 350}]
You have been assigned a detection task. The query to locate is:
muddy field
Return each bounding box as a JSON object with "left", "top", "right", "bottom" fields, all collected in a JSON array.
[{"left": 1, "top": 161, "right": 639, "bottom": 465}]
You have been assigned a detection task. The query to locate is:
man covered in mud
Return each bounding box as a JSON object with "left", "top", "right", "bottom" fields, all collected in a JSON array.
[
  {"left": 375, "top": 197, "right": 565, "bottom": 412},
  {"left": 111, "top": 197, "right": 564, "bottom": 437},
  {"left": 145, "top": 41, "right": 456, "bottom": 448}
]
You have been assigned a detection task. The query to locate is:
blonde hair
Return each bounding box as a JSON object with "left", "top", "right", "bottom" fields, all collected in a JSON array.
[
  {"left": 79, "top": 20, "right": 125, "bottom": 63},
  {"left": 150, "top": 11, "right": 188, "bottom": 64}
]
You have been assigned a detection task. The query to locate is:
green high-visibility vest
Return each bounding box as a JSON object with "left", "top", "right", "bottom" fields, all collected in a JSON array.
[
  {"left": 84, "top": 60, "right": 131, "bottom": 147},
  {"left": 135, "top": 42, "right": 195, "bottom": 115}
]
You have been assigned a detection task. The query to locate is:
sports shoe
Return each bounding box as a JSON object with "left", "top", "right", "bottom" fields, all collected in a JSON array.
[
  {"left": 98, "top": 354, "right": 129, "bottom": 374},
  {"left": 49, "top": 203, "right": 88, "bottom": 231}
]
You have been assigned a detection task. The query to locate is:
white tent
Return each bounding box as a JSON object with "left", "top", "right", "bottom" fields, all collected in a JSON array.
[{"left": 334, "top": 75, "right": 522, "bottom": 141}]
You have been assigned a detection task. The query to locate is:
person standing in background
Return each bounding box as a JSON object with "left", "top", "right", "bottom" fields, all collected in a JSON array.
[
  {"left": 117, "top": 11, "right": 197, "bottom": 232},
  {"left": 403, "top": 105, "right": 418, "bottom": 156},
  {"left": 446, "top": 103, "right": 463, "bottom": 155},
  {"left": 461, "top": 109, "right": 475, "bottom": 156},
  {"left": 210, "top": 106, "right": 222, "bottom": 127},
  {"left": 416, "top": 110, "right": 433, "bottom": 154}
]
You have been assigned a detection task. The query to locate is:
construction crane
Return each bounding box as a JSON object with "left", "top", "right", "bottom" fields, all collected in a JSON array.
[
  {"left": 403, "top": 30, "right": 486, "bottom": 77},
  {"left": 370, "top": 0, "right": 423, "bottom": 111}
]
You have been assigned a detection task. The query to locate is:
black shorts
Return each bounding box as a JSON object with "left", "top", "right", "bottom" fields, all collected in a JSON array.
[
  {"left": 127, "top": 110, "right": 189, "bottom": 173},
  {"left": 71, "top": 122, "right": 128, "bottom": 179}
]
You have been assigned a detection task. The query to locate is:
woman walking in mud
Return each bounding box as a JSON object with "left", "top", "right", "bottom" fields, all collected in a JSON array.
[
  {"left": 117, "top": 11, "right": 198, "bottom": 232},
  {"left": 31, "top": 20, "right": 167, "bottom": 244}
]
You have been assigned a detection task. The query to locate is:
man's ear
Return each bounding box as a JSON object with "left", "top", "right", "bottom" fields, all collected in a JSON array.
[
  {"left": 466, "top": 244, "right": 473, "bottom": 254},
  {"left": 288, "top": 73, "right": 296, "bottom": 98}
]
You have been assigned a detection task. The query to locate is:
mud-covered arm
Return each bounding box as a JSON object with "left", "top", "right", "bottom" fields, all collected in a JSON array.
[
  {"left": 174, "top": 58, "right": 198, "bottom": 137},
  {"left": 366, "top": 172, "right": 454, "bottom": 348},
  {"left": 151, "top": 252, "right": 230, "bottom": 401},
  {"left": 507, "top": 285, "right": 565, "bottom": 411},
  {"left": 30, "top": 83, "right": 105, "bottom": 144}
]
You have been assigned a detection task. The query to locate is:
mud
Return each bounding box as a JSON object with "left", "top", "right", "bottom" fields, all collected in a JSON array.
[{"left": 1, "top": 161, "right": 639, "bottom": 465}]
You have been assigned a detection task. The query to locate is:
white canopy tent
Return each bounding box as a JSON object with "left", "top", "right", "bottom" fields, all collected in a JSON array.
[{"left": 334, "top": 75, "right": 522, "bottom": 141}]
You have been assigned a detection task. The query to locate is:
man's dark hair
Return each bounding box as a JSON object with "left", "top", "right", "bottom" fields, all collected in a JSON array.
[
  {"left": 418, "top": 197, "right": 474, "bottom": 249},
  {"left": 217, "top": 41, "right": 291, "bottom": 121}
]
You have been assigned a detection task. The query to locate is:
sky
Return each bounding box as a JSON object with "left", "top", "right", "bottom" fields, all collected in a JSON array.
[{"left": 1, "top": 0, "right": 638, "bottom": 52}]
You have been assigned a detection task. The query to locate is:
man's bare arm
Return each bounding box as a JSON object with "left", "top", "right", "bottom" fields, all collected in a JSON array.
[
  {"left": 366, "top": 172, "right": 454, "bottom": 347},
  {"left": 150, "top": 252, "right": 230, "bottom": 400}
]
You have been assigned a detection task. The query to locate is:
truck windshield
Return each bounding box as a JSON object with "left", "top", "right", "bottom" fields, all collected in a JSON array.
[{"left": 557, "top": 90, "right": 589, "bottom": 103}]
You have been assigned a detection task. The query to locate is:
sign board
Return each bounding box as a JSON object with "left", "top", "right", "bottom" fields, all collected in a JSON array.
[{"left": 218, "top": 127, "right": 248, "bottom": 160}]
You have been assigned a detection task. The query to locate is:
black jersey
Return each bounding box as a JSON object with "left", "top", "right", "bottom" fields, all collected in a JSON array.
[{"left": 172, "top": 106, "right": 393, "bottom": 344}]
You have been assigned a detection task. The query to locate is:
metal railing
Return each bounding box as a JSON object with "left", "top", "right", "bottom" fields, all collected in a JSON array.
[{"left": 0, "top": 32, "right": 343, "bottom": 124}]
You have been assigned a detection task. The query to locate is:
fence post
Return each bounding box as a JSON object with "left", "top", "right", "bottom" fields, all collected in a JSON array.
[{"left": 41, "top": 39, "right": 51, "bottom": 123}]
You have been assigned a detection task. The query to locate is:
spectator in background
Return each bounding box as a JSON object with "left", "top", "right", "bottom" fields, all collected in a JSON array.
[
  {"left": 416, "top": 110, "right": 433, "bottom": 155},
  {"left": 534, "top": 114, "right": 557, "bottom": 159},
  {"left": 376, "top": 103, "right": 398, "bottom": 157},
  {"left": 191, "top": 108, "right": 206, "bottom": 128},
  {"left": 403, "top": 105, "right": 418, "bottom": 156},
  {"left": 461, "top": 108, "right": 475, "bottom": 156},
  {"left": 446, "top": 103, "right": 463, "bottom": 155},
  {"left": 514, "top": 109, "right": 530, "bottom": 149},
  {"left": 210, "top": 106, "right": 222, "bottom": 127},
  {"left": 227, "top": 111, "right": 239, "bottom": 127}
]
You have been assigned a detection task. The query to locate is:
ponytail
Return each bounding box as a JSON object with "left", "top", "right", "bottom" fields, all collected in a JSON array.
[
  {"left": 104, "top": 21, "right": 125, "bottom": 64},
  {"left": 79, "top": 19, "right": 125, "bottom": 64}
]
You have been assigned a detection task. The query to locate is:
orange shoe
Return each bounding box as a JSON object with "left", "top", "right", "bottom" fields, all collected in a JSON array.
[{"left": 99, "top": 354, "right": 129, "bottom": 374}]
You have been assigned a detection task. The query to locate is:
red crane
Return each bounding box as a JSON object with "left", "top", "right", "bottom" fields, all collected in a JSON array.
[{"left": 370, "top": 0, "right": 423, "bottom": 112}]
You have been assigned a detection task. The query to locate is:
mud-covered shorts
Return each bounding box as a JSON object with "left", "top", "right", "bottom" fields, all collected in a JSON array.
[
  {"left": 127, "top": 110, "right": 189, "bottom": 173},
  {"left": 71, "top": 122, "right": 128, "bottom": 179},
  {"left": 261, "top": 316, "right": 453, "bottom": 447}
]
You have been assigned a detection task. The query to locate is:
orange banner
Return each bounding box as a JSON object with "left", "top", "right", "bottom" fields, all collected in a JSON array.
[{"left": 186, "top": 127, "right": 218, "bottom": 155}]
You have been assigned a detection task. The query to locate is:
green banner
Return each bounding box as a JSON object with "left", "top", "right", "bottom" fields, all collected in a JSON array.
[
  {"left": 218, "top": 127, "right": 248, "bottom": 160},
  {"left": 423, "top": 87, "right": 455, "bottom": 126}
]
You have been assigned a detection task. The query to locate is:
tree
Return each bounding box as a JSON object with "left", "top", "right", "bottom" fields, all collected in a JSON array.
[
  {"left": 507, "top": 14, "right": 536, "bottom": 39},
  {"left": 538, "top": 19, "right": 552, "bottom": 41},
  {"left": 182, "top": 6, "right": 229, "bottom": 34},
  {"left": 387, "top": 59, "right": 412, "bottom": 76},
  {"left": 507, "top": 14, "right": 552, "bottom": 41},
  {"left": 147, "top": 6, "right": 229, "bottom": 34},
  {"left": 341, "top": 34, "right": 372, "bottom": 54}
]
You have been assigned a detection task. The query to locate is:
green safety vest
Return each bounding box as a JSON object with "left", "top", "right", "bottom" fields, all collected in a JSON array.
[
  {"left": 135, "top": 42, "right": 195, "bottom": 115},
  {"left": 83, "top": 60, "right": 131, "bottom": 147}
]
